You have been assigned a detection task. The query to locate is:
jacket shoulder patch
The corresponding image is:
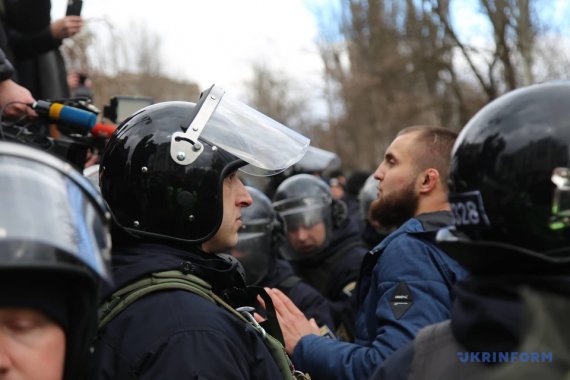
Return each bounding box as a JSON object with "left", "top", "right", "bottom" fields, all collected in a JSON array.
[{"left": 390, "top": 282, "right": 413, "bottom": 319}]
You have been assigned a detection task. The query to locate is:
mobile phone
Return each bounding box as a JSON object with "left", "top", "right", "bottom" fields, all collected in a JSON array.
[{"left": 66, "top": 0, "right": 83, "bottom": 16}]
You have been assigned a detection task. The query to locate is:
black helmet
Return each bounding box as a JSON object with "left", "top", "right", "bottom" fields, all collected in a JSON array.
[
  {"left": 231, "top": 186, "right": 281, "bottom": 285},
  {"left": 0, "top": 141, "right": 112, "bottom": 380},
  {"left": 437, "top": 81, "right": 570, "bottom": 274},
  {"left": 273, "top": 173, "right": 346, "bottom": 261},
  {"left": 100, "top": 85, "right": 309, "bottom": 245}
]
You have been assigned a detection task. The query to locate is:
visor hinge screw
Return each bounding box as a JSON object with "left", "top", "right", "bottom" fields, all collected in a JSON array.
[
  {"left": 192, "top": 142, "right": 202, "bottom": 152},
  {"left": 212, "top": 146, "right": 218, "bottom": 151},
  {"left": 211, "top": 95, "right": 217, "bottom": 100},
  {"left": 176, "top": 152, "right": 186, "bottom": 161},
  {"left": 141, "top": 166, "right": 148, "bottom": 173},
  {"left": 133, "top": 221, "right": 140, "bottom": 228},
  {"left": 188, "top": 215, "right": 195, "bottom": 222}
]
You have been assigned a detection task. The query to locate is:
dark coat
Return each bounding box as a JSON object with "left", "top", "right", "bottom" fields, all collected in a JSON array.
[
  {"left": 4, "top": 0, "right": 69, "bottom": 99},
  {"left": 95, "top": 243, "right": 283, "bottom": 380}
]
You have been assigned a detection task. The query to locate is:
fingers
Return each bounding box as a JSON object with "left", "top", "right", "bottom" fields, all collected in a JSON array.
[
  {"left": 266, "top": 287, "right": 305, "bottom": 317},
  {"left": 309, "top": 318, "right": 319, "bottom": 330},
  {"left": 51, "top": 17, "right": 83, "bottom": 39},
  {"left": 256, "top": 294, "right": 266, "bottom": 310},
  {"left": 253, "top": 312, "right": 266, "bottom": 324}
]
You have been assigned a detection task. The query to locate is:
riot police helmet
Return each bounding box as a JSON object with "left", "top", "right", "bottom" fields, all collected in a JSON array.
[
  {"left": 273, "top": 173, "right": 345, "bottom": 261},
  {"left": 100, "top": 85, "right": 309, "bottom": 245},
  {"left": 437, "top": 81, "right": 570, "bottom": 274},
  {"left": 0, "top": 141, "right": 112, "bottom": 380}
]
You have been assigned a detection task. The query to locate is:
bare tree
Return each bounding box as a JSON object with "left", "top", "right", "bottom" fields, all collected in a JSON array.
[
  {"left": 61, "top": 19, "right": 199, "bottom": 114},
  {"left": 315, "top": 0, "right": 569, "bottom": 171},
  {"left": 244, "top": 63, "right": 313, "bottom": 137}
]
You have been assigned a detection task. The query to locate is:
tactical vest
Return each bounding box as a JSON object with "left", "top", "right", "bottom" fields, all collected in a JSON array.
[{"left": 98, "top": 270, "right": 310, "bottom": 380}]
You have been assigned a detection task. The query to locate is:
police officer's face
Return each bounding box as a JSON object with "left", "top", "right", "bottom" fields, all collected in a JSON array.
[
  {"left": 373, "top": 132, "right": 422, "bottom": 228},
  {"left": 0, "top": 308, "right": 65, "bottom": 380},
  {"left": 202, "top": 172, "right": 253, "bottom": 253},
  {"left": 286, "top": 222, "right": 327, "bottom": 254}
]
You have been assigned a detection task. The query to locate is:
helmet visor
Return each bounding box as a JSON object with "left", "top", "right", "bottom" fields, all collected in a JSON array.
[
  {"left": 200, "top": 86, "right": 310, "bottom": 176},
  {"left": 294, "top": 146, "right": 341, "bottom": 173},
  {"left": 0, "top": 156, "right": 112, "bottom": 283},
  {"left": 231, "top": 231, "right": 271, "bottom": 285},
  {"left": 274, "top": 196, "right": 331, "bottom": 231}
]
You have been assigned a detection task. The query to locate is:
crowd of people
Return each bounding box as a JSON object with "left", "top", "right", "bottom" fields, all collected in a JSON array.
[{"left": 1, "top": 2, "right": 569, "bottom": 379}]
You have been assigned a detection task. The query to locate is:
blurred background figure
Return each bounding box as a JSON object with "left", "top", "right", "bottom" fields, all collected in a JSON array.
[
  {"left": 328, "top": 169, "right": 346, "bottom": 200},
  {"left": 231, "top": 186, "right": 335, "bottom": 331},
  {"left": 4, "top": 0, "right": 83, "bottom": 99},
  {"left": 358, "top": 174, "right": 393, "bottom": 249},
  {"left": 67, "top": 70, "right": 93, "bottom": 100},
  {"left": 273, "top": 173, "right": 368, "bottom": 340},
  {"left": 341, "top": 170, "right": 371, "bottom": 231},
  {"left": 329, "top": 176, "right": 345, "bottom": 200}
]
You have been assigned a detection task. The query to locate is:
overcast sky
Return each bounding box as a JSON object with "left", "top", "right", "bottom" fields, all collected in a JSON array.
[
  {"left": 51, "top": 0, "right": 570, "bottom": 112},
  {"left": 51, "top": 0, "right": 326, "bottom": 99}
]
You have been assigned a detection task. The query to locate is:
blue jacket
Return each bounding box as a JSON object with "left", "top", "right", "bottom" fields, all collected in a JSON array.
[
  {"left": 95, "top": 243, "right": 283, "bottom": 380},
  {"left": 291, "top": 212, "right": 469, "bottom": 380}
]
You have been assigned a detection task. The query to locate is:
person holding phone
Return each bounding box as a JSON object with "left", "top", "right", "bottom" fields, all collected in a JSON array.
[{"left": 4, "top": 0, "right": 84, "bottom": 99}]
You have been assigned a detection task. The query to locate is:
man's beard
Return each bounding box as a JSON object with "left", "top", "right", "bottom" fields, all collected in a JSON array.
[{"left": 372, "top": 182, "right": 419, "bottom": 229}]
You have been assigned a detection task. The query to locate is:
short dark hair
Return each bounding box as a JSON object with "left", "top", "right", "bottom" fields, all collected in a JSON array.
[{"left": 398, "top": 126, "right": 457, "bottom": 189}]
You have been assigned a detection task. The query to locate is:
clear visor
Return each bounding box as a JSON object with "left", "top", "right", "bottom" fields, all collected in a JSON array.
[
  {"left": 275, "top": 201, "right": 332, "bottom": 261},
  {"left": 294, "top": 146, "right": 341, "bottom": 173},
  {"left": 200, "top": 86, "right": 310, "bottom": 176},
  {"left": 0, "top": 157, "right": 112, "bottom": 282},
  {"left": 279, "top": 203, "right": 328, "bottom": 232}
]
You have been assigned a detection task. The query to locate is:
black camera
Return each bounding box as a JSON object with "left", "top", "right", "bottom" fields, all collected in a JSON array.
[{"left": 103, "top": 96, "right": 153, "bottom": 124}]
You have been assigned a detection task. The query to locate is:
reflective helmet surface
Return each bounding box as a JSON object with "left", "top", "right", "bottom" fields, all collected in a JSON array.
[
  {"left": 442, "top": 81, "right": 570, "bottom": 263},
  {"left": 101, "top": 85, "right": 309, "bottom": 245},
  {"left": 273, "top": 173, "right": 333, "bottom": 260},
  {"left": 101, "top": 101, "right": 242, "bottom": 243},
  {"left": 231, "top": 186, "right": 279, "bottom": 285},
  {"left": 0, "top": 141, "right": 112, "bottom": 379}
]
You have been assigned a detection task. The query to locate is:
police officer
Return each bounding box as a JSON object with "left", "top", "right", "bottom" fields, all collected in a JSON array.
[
  {"left": 94, "top": 85, "right": 310, "bottom": 379},
  {"left": 370, "top": 81, "right": 570, "bottom": 379},
  {"left": 0, "top": 141, "right": 112, "bottom": 380},
  {"left": 272, "top": 173, "right": 368, "bottom": 339},
  {"left": 231, "top": 186, "right": 335, "bottom": 331}
]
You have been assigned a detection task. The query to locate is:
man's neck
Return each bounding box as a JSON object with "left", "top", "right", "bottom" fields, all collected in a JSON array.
[{"left": 415, "top": 191, "right": 450, "bottom": 216}]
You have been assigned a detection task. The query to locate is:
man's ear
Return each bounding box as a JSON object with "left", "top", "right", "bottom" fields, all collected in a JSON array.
[{"left": 418, "top": 168, "right": 440, "bottom": 194}]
